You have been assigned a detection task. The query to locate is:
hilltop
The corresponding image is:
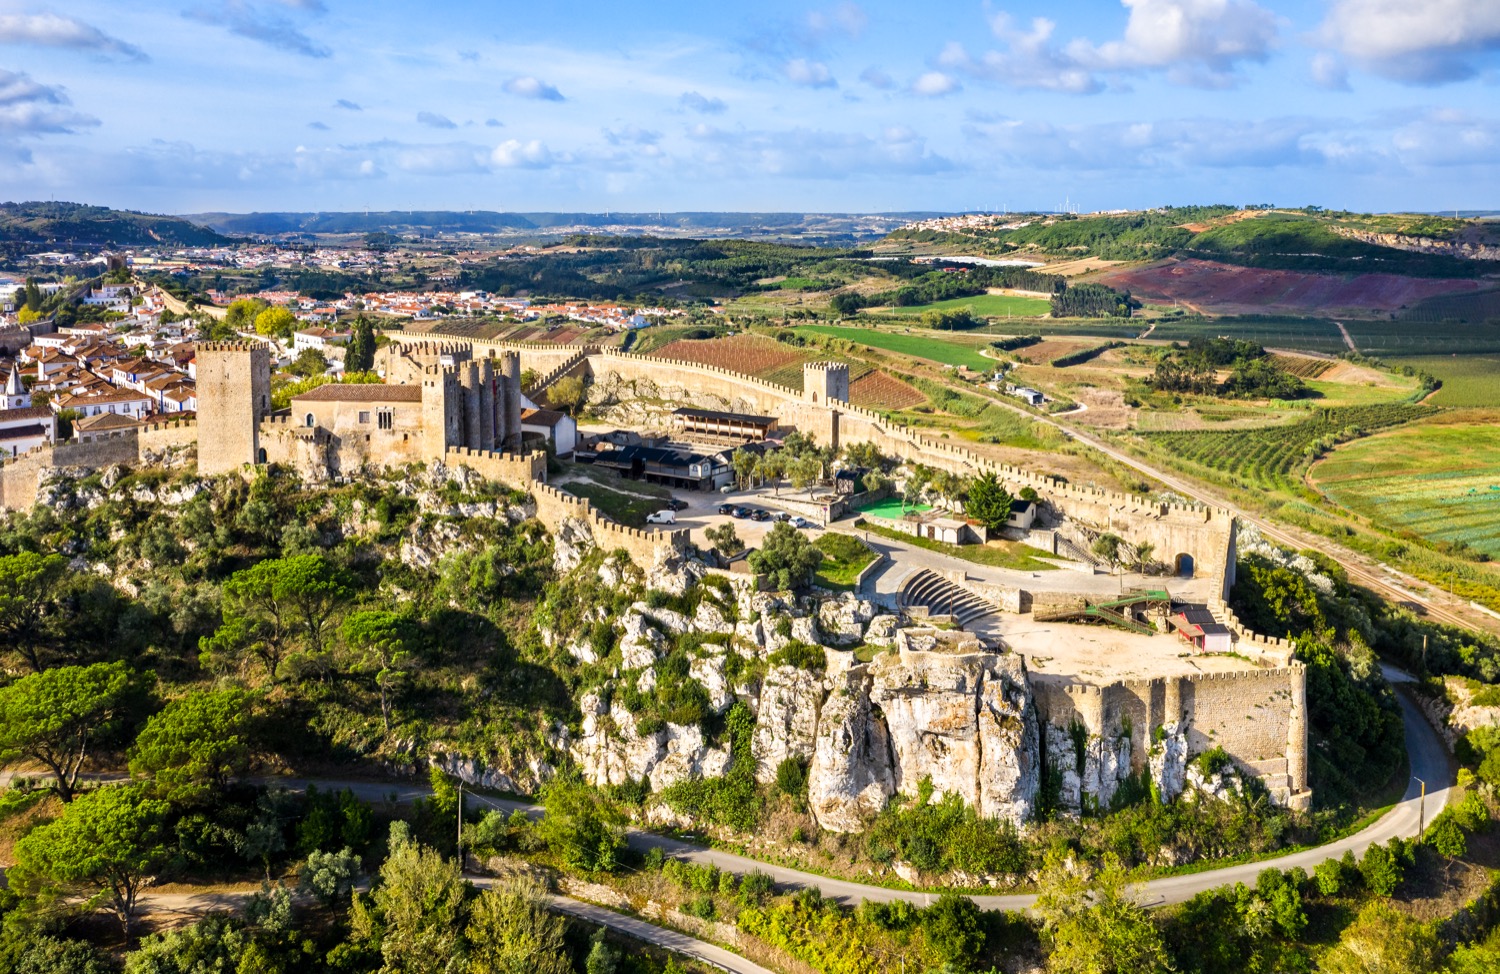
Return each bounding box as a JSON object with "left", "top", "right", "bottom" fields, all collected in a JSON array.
[{"left": 0, "top": 200, "right": 231, "bottom": 249}]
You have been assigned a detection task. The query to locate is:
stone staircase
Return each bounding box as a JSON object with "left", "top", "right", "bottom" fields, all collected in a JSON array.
[{"left": 898, "top": 569, "right": 998, "bottom": 627}]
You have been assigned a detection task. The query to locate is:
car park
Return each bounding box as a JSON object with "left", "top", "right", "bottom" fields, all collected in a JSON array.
[
  {"left": 667, "top": 498, "right": 688, "bottom": 511},
  {"left": 772, "top": 511, "right": 791, "bottom": 522},
  {"left": 788, "top": 516, "right": 814, "bottom": 529}
]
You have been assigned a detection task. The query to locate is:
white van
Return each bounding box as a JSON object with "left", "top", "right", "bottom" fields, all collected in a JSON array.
[{"left": 645, "top": 510, "right": 677, "bottom": 525}]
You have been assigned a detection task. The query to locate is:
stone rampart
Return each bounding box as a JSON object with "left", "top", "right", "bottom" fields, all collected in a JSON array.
[
  {"left": 443, "top": 447, "right": 548, "bottom": 488},
  {"left": 527, "top": 348, "right": 592, "bottom": 397},
  {"left": 389, "top": 333, "right": 585, "bottom": 375},
  {"left": 531, "top": 480, "right": 688, "bottom": 567}
]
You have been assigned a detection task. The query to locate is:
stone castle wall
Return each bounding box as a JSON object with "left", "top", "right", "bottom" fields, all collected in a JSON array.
[{"left": 531, "top": 479, "right": 689, "bottom": 567}]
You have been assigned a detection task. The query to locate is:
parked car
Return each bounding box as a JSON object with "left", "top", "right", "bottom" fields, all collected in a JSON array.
[
  {"left": 772, "top": 511, "right": 792, "bottom": 522},
  {"left": 667, "top": 498, "right": 688, "bottom": 511},
  {"left": 718, "top": 504, "right": 735, "bottom": 516},
  {"left": 719, "top": 485, "right": 734, "bottom": 493},
  {"left": 788, "top": 516, "right": 814, "bottom": 529},
  {"left": 645, "top": 510, "right": 677, "bottom": 525},
  {"left": 732, "top": 506, "right": 751, "bottom": 518},
  {"left": 749, "top": 508, "right": 771, "bottom": 521}
]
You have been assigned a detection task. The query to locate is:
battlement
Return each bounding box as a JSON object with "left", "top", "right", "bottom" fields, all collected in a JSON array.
[
  {"left": 531, "top": 479, "right": 688, "bottom": 567},
  {"left": 593, "top": 347, "right": 802, "bottom": 399},
  {"left": 197, "top": 340, "right": 268, "bottom": 353},
  {"left": 805, "top": 361, "right": 848, "bottom": 375}
]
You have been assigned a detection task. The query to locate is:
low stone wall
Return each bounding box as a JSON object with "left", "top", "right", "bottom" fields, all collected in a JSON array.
[
  {"left": 443, "top": 446, "right": 548, "bottom": 489},
  {"left": 531, "top": 481, "right": 688, "bottom": 567}
]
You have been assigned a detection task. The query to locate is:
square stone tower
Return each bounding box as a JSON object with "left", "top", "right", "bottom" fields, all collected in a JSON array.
[
  {"left": 196, "top": 341, "right": 271, "bottom": 474},
  {"left": 803, "top": 361, "right": 850, "bottom": 404}
]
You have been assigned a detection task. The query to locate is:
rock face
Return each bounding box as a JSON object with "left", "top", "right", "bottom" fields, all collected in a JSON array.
[
  {"left": 1150, "top": 722, "right": 1188, "bottom": 803},
  {"left": 570, "top": 692, "right": 730, "bottom": 789},
  {"left": 808, "top": 668, "right": 895, "bottom": 831},
  {"left": 867, "top": 642, "right": 1039, "bottom": 827},
  {"left": 751, "top": 666, "right": 824, "bottom": 783}
]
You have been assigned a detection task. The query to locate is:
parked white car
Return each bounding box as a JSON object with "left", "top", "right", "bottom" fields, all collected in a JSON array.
[
  {"left": 645, "top": 510, "right": 677, "bottom": 525},
  {"left": 788, "top": 516, "right": 815, "bottom": 529}
]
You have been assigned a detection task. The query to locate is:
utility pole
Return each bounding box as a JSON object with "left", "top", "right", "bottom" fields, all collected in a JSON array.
[
  {"left": 456, "top": 783, "right": 464, "bottom": 871},
  {"left": 1414, "top": 776, "right": 1427, "bottom": 832}
]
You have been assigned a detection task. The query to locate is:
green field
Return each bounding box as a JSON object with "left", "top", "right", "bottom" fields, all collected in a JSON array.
[
  {"left": 877, "top": 293, "right": 1052, "bottom": 318},
  {"left": 1385, "top": 355, "right": 1500, "bottom": 407},
  {"left": 1312, "top": 423, "right": 1500, "bottom": 558},
  {"left": 813, "top": 532, "right": 879, "bottom": 590},
  {"left": 856, "top": 497, "right": 932, "bottom": 518},
  {"left": 1146, "top": 316, "right": 1349, "bottom": 354},
  {"left": 1136, "top": 403, "right": 1437, "bottom": 494},
  {"left": 797, "top": 325, "right": 995, "bottom": 370},
  {"left": 1344, "top": 319, "right": 1500, "bottom": 356}
]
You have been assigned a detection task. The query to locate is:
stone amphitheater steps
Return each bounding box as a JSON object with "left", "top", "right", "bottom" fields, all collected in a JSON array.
[{"left": 898, "top": 569, "right": 998, "bottom": 627}]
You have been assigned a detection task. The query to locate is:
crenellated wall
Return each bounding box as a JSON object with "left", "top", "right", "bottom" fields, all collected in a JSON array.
[{"left": 531, "top": 479, "right": 689, "bottom": 566}]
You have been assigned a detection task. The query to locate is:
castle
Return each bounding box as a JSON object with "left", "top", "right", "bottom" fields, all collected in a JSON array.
[{"left": 0, "top": 334, "right": 1311, "bottom": 811}]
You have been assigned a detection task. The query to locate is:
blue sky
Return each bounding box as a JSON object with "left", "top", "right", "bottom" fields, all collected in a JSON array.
[{"left": 2, "top": 0, "right": 1498, "bottom": 215}]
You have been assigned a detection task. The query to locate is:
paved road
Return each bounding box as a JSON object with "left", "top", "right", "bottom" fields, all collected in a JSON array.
[{"left": 547, "top": 895, "right": 775, "bottom": 974}]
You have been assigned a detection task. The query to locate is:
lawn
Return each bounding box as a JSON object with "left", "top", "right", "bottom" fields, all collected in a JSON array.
[
  {"left": 1310, "top": 421, "right": 1500, "bottom": 559},
  {"left": 856, "top": 496, "right": 931, "bottom": 518},
  {"left": 877, "top": 293, "right": 1052, "bottom": 318},
  {"left": 556, "top": 467, "right": 673, "bottom": 527},
  {"left": 796, "top": 325, "right": 996, "bottom": 370},
  {"left": 856, "top": 519, "right": 1060, "bottom": 571},
  {"left": 813, "top": 533, "right": 879, "bottom": 590}
]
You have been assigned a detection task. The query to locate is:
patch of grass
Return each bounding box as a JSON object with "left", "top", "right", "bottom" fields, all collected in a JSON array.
[
  {"left": 813, "top": 532, "right": 878, "bottom": 590},
  {"left": 875, "top": 293, "right": 1052, "bottom": 318},
  {"left": 856, "top": 519, "right": 1060, "bottom": 571},
  {"left": 557, "top": 476, "right": 673, "bottom": 528},
  {"left": 1385, "top": 355, "right": 1500, "bottom": 407},
  {"left": 795, "top": 325, "right": 996, "bottom": 370}
]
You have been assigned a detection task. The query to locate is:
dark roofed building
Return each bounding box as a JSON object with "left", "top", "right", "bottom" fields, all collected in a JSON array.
[
  {"left": 672, "top": 407, "right": 778, "bottom": 442},
  {"left": 1170, "top": 605, "right": 1232, "bottom": 653}
]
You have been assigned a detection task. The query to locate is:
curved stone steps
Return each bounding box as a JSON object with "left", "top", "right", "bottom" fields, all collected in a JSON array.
[{"left": 898, "top": 569, "right": 997, "bottom": 627}]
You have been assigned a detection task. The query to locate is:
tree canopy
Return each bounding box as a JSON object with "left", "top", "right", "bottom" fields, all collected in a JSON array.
[
  {"left": 128, "top": 687, "right": 255, "bottom": 805},
  {"left": 0, "top": 661, "right": 145, "bottom": 801}
]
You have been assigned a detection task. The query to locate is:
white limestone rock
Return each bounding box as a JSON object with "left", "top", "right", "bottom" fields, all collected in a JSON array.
[
  {"left": 976, "top": 656, "right": 1040, "bottom": 825},
  {"left": 689, "top": 653, "right": 732, "bottom": 713},
  {"left": 817, "top": 596, "right": 874, "bottom": 646},
  {"left": 790, "top": 615, "right": 821, "bottom": 647},
  {"left": 649, "top": 723, "right": 731, "bottom": 789},
  {"left": 1046, "top": 724, "right": 1084, "bottom": 815},
  {"left": 864, "top": 614, "right": 901, "bottom": 646},
  {"left": 570, "top": 693, "right": 666, "bottom": 788},
  {"left": 635, "top": 667, "right": 657, "bottom": 694},
  {"left": 751, "top": 665, "right": 824, "bottom": 783},
  {"left": 646, "top": 550, "right": 706, "bottom": 597},
  {"left": 566, "top": 636, "right": 598, "bottom": 665},
  {"left": 807, "top": 669, "right": 895, "bottom": 832},
  {"left": 692, "top": 600, "right": 734, "bottom": 635},
  {"left": 1149, "top": 722, "right": 1188, "bottom": 803},
  {"left": 633, "top": 602, "right": 690, "bottom": 636},
  {"left": 619, "top": 613, "right": 665, "bottom": 670},
  {"left": 553, "top": 516, "right": 596, "bottom": 573},
  {"left": 734, "top": 618, "right": 766, "bottom": 654}
]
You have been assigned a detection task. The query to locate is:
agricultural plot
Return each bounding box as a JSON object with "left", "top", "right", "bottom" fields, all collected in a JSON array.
[
  {"left": 1385, "top": 355, "right": 1500, "bottom": 408},
  {"left": 1398, "top": 289, "right": 1500, "bottom": 325},
  {"left": 1136, "top": 403, "right": 1436, "bottom": 494},
  {"left": 1146, "top": 316, "right": 1349, "bottom": 354},
  {"left": 651, "top": 334, "right": 806, "bottom": 379},
  {"left": 796, "top": 325, "right": 995, "bottom": 371},
  {"left": 1343, "top": 319, "right": 1500, "bottom": 356},
  {"left": 1267, "top": 354, "right": 1334, "bottom": 379},
  {"left": 874, "top": 293, "right": 1052, "bottom": 318},
  {"left": 848, "top": 370, "right": 927, "bottom": 410},
  {"left": 1311, "top": 423, "right": 1500, "bottom": 558}
]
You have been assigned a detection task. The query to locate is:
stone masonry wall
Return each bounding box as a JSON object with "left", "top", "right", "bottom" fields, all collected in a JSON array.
[{"left": 531, "top": 480, "right": 689, "bottom": 567}]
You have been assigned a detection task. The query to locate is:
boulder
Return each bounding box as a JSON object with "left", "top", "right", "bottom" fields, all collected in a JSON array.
[
  {"left": 649, "top": 723, "right": 731, "bottom": 789},
  {"left": 553, "top": 516, "right": 595, "bottom": 573},
  {"left": 864, "top": 614, "right": 901, "bottom": 646},
  {"left": 817, "top": 596, "right": 874, "bottom": 647},
  {"left": 633, "top": 602, "right": 690, "bottom": 636},
  {"left": 646, "top": 550, "right": 706, "bottom": 597},
  {"left": 570, "top": 693, "right": 666, "bottom": 788},
  {"left": 619, "top": 612, "right": 665, "bottom": 669},
  {"left": 692, "top": 600, "right": 734, "bottom": 635},
  {"left": 689, "top": 653, "right": 732, "bottom": 713}
]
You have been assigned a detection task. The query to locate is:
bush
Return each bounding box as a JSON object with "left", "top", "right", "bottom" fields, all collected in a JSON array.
[{"left": 1313, "top": 858, "right": 1343, "bottom": 896}]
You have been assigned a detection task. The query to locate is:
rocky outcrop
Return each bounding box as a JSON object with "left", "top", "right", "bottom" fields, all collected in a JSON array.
[
  {"left": 552, "top": 516, "right": 596, "bottom": 573},
  {"left": 570, "top": 692, "right": 729, "bottom": 789},
  {"left": 751, "top": 666, "right": 824, "bottom": 783},
  {"left": 818, "top": 596, "right": 875, "bottom": 646},
  {"left": 1331, "top": 226, "right": 1500, "bottom": 262},
  {"left": 1150, "top": 722, "right": 1188, "bottom": 802},
  {"left": 807, "top": 667, "right": 895, "bottom": 831},
  {"left": 868, "top": 645, "right": 1040, "bottom": 827}
]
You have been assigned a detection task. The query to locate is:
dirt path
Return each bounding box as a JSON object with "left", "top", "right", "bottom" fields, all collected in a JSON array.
[{"left": 1336, "top": 321, "right": 1357, "bottom": 352}]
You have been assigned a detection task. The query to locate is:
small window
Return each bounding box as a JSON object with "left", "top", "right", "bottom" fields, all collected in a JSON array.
[
  {"left": 358, "top": 411, "right": 371, "bottom": 424},
  {"left": 378, "top": 410, "right": 394, "bottom": 430},
  {"left": 304, "top": 413, "right": 315, "bottom": 428}
]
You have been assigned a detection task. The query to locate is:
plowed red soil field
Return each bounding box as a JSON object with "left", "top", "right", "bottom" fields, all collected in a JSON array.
[
  {"left": 650, "top": 334, "right": 807, "bottom": 376},
  {"left": 1099, "top": 258, "right": 1483, "bottom": 316}
]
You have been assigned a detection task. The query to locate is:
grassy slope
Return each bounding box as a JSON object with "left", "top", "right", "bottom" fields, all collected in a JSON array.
[{"left": 796, "top": 325, "right": 995, "bottom": 370}]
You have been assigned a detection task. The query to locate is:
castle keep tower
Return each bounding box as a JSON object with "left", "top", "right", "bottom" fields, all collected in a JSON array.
[
  {"left": 803, "top": 361, "right": 850, "bottom": 405},
  {"left": 196, "top": 342, "right": 271, "bottom": 475},
  {"left": 500, "top": 350, "right": 522, "bottom": 451}
]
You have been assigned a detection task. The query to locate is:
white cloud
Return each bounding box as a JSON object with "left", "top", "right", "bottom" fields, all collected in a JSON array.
[
  {"left": 1310, "top": 52, "right": 1350, "bottom": 91},
  {"left": 805, "top": 2, "right": 867, "bottom": 40},
  {"left": 0, "top": 12, "right": 147, "bottom": 61},
  {"left": 0, "top": 69, "right": 99, "bottom": 137},
  {"left": 503, "top": 76, "right": 564, "bottom": 101},
  {"left": 1319, "top": 0, "right": 1500, "bottom": 84},
  {"left": 1068, "top": 0, "right": 1279, "bottom": 86},
  {"left": 416, "top": 111, "right": 457, "bottom": 129},
  {"left": 679, "top": 91, "right": 727, "bottom": 114},
  {"left": 944, "top": 0, "right": 1278, "bottom": 94},
  {"left": 911, "top": 71, "right": 959, "bottom": 97},
  {"left": 334, "top": 98, "right": 361, "bottom": 111},
  {"left": 1389, "top": 109, "right": 1500, "bottom": 166},
  {"left": 860, "top": 66, "right": 894, "bottom": 89},
  {"left": 491, "top": 138, "right": 555, "bottom": 168},
  {"left": 784, "top": 58, "right": 836, "bottom": 88},
  {"left": 683, "top": 123, "right": 952, "bottom": 178}
]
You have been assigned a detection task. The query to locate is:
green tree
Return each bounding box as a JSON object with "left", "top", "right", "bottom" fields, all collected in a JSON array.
[
  {"left": 287, "top": 347, "right": 329, "bottom": 378},
  {"left": 1091, "top": 533, "right": 1125, "bottom": 571},
  {"left": 465, "top": 876, "right": 571, "bottom": 974},
  {"left": 0, "top": 661, "right": 141, "bottom": 801},
  {"left": 124, "top": 913, "right": 252, "bottom": 974},
  {"left": 199, "top": 554, "right": 355, "bottom": 683},
  {"left": 351, "top": 825, "right": 470, "bottom": 974},
  {"left": 748, "top": 522, "right": 825, "bottom": 591},
  {"left": 254, "top": 306, "right": 297, "bottom": 338},
  {"left": 920, "top": 893, "right": 985, "bottom": 969},
  {"left": 534, "top": 776, "right": 625, "bottom": 872},
  {"left": 0, "top": 551, "right": 70, "bottom": 672},
  {"left": 731, "top": 448, "right": 759, "bottom": 488},
  {"left": 1319, "top": 901, "right": 1439, "bottom": 974},
  {"left": 1359, "top": 841, "right": 1406, "bottom": 896},
  {"left": 704, "top": 521, "right": 743, "bottom": 556},
  {"left": 127, "top": 688, "right": 254, "bottom": 805},
  {"left": 299, "top": 846, "right": 364, "bottom": 909},
  {"left": 225, "top": 298, "right": 268, "bottom": 333},
  {"left": 787, "top": 455, "right": 821, "bottom": 495},
  {"left": 965, "top": 472, "right": 1015, "bottom": 532},
  {"left": 901, "top": 464, "right": 931, "bottom": 513},
  {"left": 549, "top": 375, "right": 587, "bottom": 415},
  {"left": 842, "top": 441, "right": 887, "bottom": 471},
  {"left": 5, "top": 936, "right": 115, "bottom": 974},
  {"left": 1036, "top": 854, "right": 1172, "bottom": 974},
  {"left": 342, "top": 610, "right": 413, "bottom": 735},
  {"left": 12, "top": 784, "right": 172, "bottom": 938},
  {"left": 345, "top": 315, "right": 377, "bottom": 373}
]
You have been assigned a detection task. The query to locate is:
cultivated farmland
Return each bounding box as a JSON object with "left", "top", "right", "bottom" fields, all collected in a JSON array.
[
  {"left": 1311, "top": 421, "right": 1500, "bottom": 558},
  {"left": 795, "top": 325, "right": 995, "bottom": 370},
  {"left": 1134, "top": 403, "right": 1437, "bottom": 494},
  {"left": 874, "top": 293, "right": 1052, "bottom": 318},
  {"left": 848, "top": 370, "right": 927, "bottom": 410},
  {"left": 1385, "top": 355, "right": 1500, "bottom": 408},
  {"left": 1146, "top": 316, "right": 1349, "bottom": 354}
]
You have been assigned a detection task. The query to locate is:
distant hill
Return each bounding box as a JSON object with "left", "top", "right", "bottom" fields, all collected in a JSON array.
[
  {"left": 0, "top": 201, "right": 231, "bottom": 248},
  {"left": 181, "top": 210, "right": 949, "bottom": 240}
]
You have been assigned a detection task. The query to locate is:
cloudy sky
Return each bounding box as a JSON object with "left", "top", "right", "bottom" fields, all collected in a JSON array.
[{"left": 2, "top": 0, "right": 1498, "bottom": 215}]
